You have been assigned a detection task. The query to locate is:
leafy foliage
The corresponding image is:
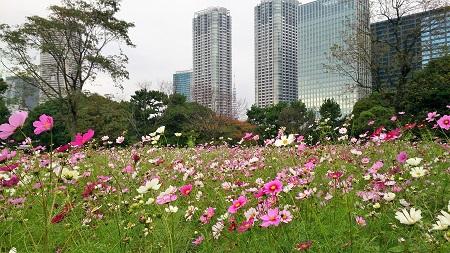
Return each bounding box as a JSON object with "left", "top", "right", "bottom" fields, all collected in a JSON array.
[
  {"left": 0, "top": 0, "right": 135, "bottom": 132},
  {"left": 247, "top": 101, "right": 315, "bottom": 139},
  {"left": 0, "top": 78, "right": 10, "bottom": 122},
  {"left": 319, "top": 98, "right": 342, "bottom": 126},
  {"left": 402, "top": 55, "right": 450, "bottom": 116}
]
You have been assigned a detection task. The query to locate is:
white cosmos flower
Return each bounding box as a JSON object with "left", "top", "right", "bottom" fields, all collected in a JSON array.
[
  {"left": 410, "top": 167, "right": 427, "bottom": 178},
  {"left": 383, "top": 192, "right": 396, "bottom": 202},
  {"left": 175, "top": 133, "right": 182, "bottom": 137},
  {"left": 395, "top": 208, "right": 422, "bottom": 225},
  {"left": 339, "top": 127, "right": 348, "bottom": 135},
  {"left": 9, "top": 248, "right": 17, "bottom": 253},
  {"left": 406, "top": 157, "right": 422, "bottom": 166},
  {"left": 60, "top": 168, "right": 80, "bottom": 181},
  {"left": 431, "top": 210, "right": 450, "bottom": 231},
  {"left": 165, "top": 205, "right": 178, "bottom": 213},
  {"left": 274, "top": 134, "right": 295, "bottom": 147},
  {"left": 116, "top": 136, "right": 125, "bottom": 144},
  {"left": 137, "top": 178, "right": 161, "bottom": 194},
  {"left": 438, "top": 211, "right": 450, "bottom": 226},
  {"left": 156, "top": 126, "right": 165, "bottom": 134}
]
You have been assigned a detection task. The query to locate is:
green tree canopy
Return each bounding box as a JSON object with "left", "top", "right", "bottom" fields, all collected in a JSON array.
[
  {"left": 402, "top": 55, "right": 450, "bottom": 117},
  {"left": 0, "top": 0, "right": 135, "bottom": 133},
  {"left": 319, "top": 98, "right": 342, "bottom": 125}
]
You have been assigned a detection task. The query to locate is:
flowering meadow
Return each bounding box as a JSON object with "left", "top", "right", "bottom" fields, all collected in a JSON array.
[{"left": 0, "top": 111, "right": 449, "bottom": 253}]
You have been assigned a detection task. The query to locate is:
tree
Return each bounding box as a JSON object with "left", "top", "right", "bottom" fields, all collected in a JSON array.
[
  {"left": 0, "top": 0, "right": 135, "bottom": 133},
  {"left": 278, "top": 101, "right": 315, "bottom": 135},
  {"left": 319, "top": 98, "right": 342, "bottom": 125},
  {"left": 129, "top": 89, "right": 168, "bottom": 138},
  {"left": 402, "top": 55, "right": 450, "bottom": 116},
  {"left": 0, "top": 78, "right": 10, "bottom": 122},
  {"left": 23, "top": 93, "right": 130, "bottom": 146},
  {"left": 353, "top": 105, "right": 396, "bottom": 135},
  {"left": 327, "top": 0, "right": 448, "bottom": 108}
]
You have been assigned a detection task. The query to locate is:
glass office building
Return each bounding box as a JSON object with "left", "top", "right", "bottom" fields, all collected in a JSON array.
[
  {"left": 371, "top": 7, "right": 449, "bottom": 88},
  {"left": 173, "top": 70, "right": 192, "bottom": 101},
  {"left": 298, "top": 0, "right": 371, "bottom": 115},
  {"left": 255, "top": 0, "right": 299, "bottom": 107}
]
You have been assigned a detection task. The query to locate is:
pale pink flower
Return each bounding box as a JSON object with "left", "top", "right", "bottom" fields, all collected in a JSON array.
[
  {"left": 426, "top": 112, "right": 439, "bottom": 122},
  {"left": 261, "top": 208, "right": 281, "bottom": 227},
  {"left": 355, "top": 216, "right": 366, "bottom": 226},
  {"left": 192, "top": 235, "right": 204, "bottom": 245},
  {"left": 0, "top": 111, "right": 28, "bottom": 139},
  {"left": 33, "top": 114, "right": 53, "bottom": 135},
  {"left": 279, "top": 210, "right": 293, "bottom": 223}
]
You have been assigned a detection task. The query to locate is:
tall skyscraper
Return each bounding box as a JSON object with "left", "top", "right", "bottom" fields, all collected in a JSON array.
[
  {"left": 173, "top": 70, "right": 192, "bottom": 101},
  {"left": 298, "top": 0, "right": 371, "bottom": 115},
  {"left": 192, "top": 7, "right": 232, "bottom": 117},
  {"left": 255, "top": 0, "right": 299, "bottom": 107},
  {"left": 39, "top": 34, "right": 78, "bottom": 101},
  {"left": 3, "top": 76, "right": 40, "bottom": 111},
  {"left": 371, "top": 7, "right": 449, "bottom": 88}
]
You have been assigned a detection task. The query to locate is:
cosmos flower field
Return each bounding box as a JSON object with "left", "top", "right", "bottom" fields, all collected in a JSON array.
[{"left": 0, "top": 112, "right": 449, "bottom": 252}]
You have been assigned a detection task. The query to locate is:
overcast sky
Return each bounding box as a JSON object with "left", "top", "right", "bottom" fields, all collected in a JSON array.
[{"left": 0, "top": 0, "right": 314, "bottom": 105}]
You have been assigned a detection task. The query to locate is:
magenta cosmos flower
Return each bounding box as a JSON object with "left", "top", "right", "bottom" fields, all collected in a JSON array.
[
  {"left": 179, "top": 184, "right": 193, "bottom": 196},
  {"left": 70, "top": 129, "right": 95, "bottom": 147},
  {"left": 437, "top": 115, "right": 450, "bottom": 130},
  {"left": 228, "top": 195, "right": 247, "bottom": 213},
  {"left": 397, "top": 151, "right": 408, "bottom": 164},
  {"left": 263, "top": 179, "right": 283, "bottom": 195},
  {"left": 33, "top": 114, "right": 54, "bottom": 135},
  {"left": 0, "top": 111, "right": 28, "bottom": 139},
  {"left": 261, "top": 208, "right": 281, "bottom": 227}
]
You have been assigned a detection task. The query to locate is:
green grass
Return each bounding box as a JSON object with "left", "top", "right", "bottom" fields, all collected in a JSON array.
[{"left": 1, "top": 141, "right": 449, "bottom": 252}]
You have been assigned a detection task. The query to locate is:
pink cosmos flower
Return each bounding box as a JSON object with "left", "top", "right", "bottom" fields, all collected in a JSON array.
[
  {"left": 228, "top": 195, "right": 247, "bottom": 213},
  {"left": 1, "top": 174, "right": 19, "bottom": 187},
  {"left": 355, "top": 216, "right": 367, "bottom": 226},
  {"left": 426, "top": 112, "right": 439, "bottom": 122},
  {"left": 237, "top": 218, "right": 254, "bottom": 233},
  {"left": 279, "top": 210, "right": 293, "bottom": 223},
  {"left": 261, "top": 208, "right": 281, "bottom": 227},
  {"left": 327, "top": 171, "right": 344, "bottom": 180},
  {"left": 0, "top": 148, "right": 16, "bottom": 162},
  {"left": 9, "top": 197, "right": 26, "bottom": 205},
  {"left": 192, "top": 235, "right": 204, "bottom": 246},
  {"left": 263, "top": 179, "right": 283, "bottom": 195},
  {"left": 397, "top": 151, "right": 408, "bottom": 164},
  {"left": 0, "top": 111, "right": 28, "bottom": 139},
  {"left": 0, "top": 163, "right": 19, "bottom": 172},
  {"left": 122, "top": 165, "right": 134, "bottom": 174},
  {"left": 437, "top": 115, "right": 450, "bottom": 130},
  {"left": 33, "top": 114, "right": 53, "bottom": 135},
  {"left": 70, "top": 129, "right": 95, "bottom": 147},
  {"left": 200, "top": 207, "right": 215, "bottom": 224},
  {"left": 243, "top": 132, "right": 254, "bottom": 141},
  {"left": 179, "top": 184, "right": 193, "bottom": 196},
  {"left": 156, "top": 194, "right": 177, "bottom": 205}
]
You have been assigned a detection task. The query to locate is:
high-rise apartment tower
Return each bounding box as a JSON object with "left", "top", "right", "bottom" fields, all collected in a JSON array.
[
  {"left": 255, "top": 0, "right": 299, "bottom": 107},
  {"left": 192, "top": 7, "right": 232, "bottom": 117}
]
